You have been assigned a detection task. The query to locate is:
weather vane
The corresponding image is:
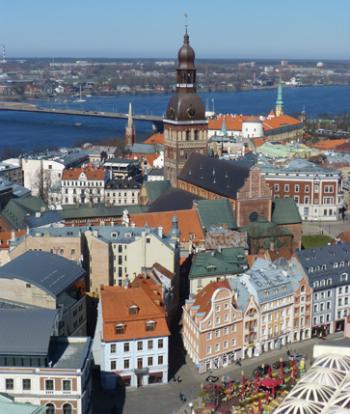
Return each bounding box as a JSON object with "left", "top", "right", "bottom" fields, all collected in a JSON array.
[{"left": 184, "top": 13, "right": 188, "bottom": 32}]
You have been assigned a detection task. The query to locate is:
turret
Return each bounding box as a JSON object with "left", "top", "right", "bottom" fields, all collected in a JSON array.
[
  {"left": 275, "top": 83, "right": 284, "bottom": 117},
  {"left": 125, "top": 102, "right": 135, "bottom": 147}
]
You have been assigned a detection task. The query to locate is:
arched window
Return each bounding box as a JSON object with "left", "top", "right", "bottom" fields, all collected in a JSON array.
[
  {"left": 46, "top": 404, "right": 55, "bottom": 414},
  {"left": 63, "top": 404, "right": 72, "bottom": 414}
]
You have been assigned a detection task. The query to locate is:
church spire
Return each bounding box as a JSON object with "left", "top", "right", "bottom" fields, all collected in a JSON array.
[
  {"left": 125, "top": 102, "right": 135, "bottom": 147},
  {"left": 275, "top": 82, "right": 284, "bottom": 116}
]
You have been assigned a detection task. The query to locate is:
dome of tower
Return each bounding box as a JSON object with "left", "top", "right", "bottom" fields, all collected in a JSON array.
[
  {"left": 178, "top": 31, "right": 195, "bottom": 69},
  {"left": 166, "top": 92, "right": 205, "bottom": 121}
]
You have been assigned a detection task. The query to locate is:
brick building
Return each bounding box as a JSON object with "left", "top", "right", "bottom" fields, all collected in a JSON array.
[
  {"left": 177, "top": 153, "right": 272, "bottom": 227},
  {"left": 260, "top": 159, "right": 343, "bottom": 221}
]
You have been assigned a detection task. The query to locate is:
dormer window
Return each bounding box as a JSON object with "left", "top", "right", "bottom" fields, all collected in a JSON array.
[
  {"left": 340, "top": 261, "right": 345, "bottom": 268},
  {"left": 341, "top": 273, "right": 348, "bottom": 282},
  {"left": 309, "top": 267, "right": 314, "bottom": 273},
  {"left": 115, "top": 323, "right": 125, "bottom": 334},
  {"left": 129, "top": 304, "right": 139, "bottom": 315},
  {"left": 322, "top": 264, "right": 327, "bottom": 271},
  {"left": 334, "top": 262, "right": 339, "bottom": 269},
  {"left": 146, "top": 320, "right": 156, "bottom": 331}
]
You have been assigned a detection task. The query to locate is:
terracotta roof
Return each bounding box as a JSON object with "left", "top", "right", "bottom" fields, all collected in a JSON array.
[
  {"left": 144, "top": 133, "right": 164, "bottom": 145},
  {"left": 130, "top": 208, "right": 204, "bottom": 243},
  {"left": 337, "top": 231, "right": 350, "bottom": 243},
  {"left": 334, "top": 142, "right": 350, "bottom": 153},
  {"left": 126, "top": 152, "right": 159, "bottom": 167},
  {"left": 253, "top": 137, "right": 268, "bottom": 148},
  {"left": 62, "top": 167, "right": 105, "bottom": 181},
  {"left": 193, "top": 280, "right": 231, "bottom": 316},
  {"left": 130, "top": 275, "right": 164, "bottom": 301},
  {"left": 101, "top": 284, "right": 170, "bottom": 342},
  {"left": 263, "top": 114, "right": 302, "bottom": 130},
  {"left": 311, "top": 139, "right": 348, "bottom": 150},
  {"left": 208, "top": 114, "right": 259, "bottom": 131},
  {"left": 0, "top": 229, "right": 26, "bottom": 249},
  {"left": 152, "top": 262, "right": 175, "bottom": 280}
]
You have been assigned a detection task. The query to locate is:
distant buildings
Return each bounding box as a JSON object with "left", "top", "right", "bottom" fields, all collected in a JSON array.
[{"left": 93, "top": 281, "right": 170, "bottom": 389}]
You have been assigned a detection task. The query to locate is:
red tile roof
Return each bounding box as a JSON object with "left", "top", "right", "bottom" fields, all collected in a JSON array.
[
  {"left": 62, "top": 167, "right": 105, "bottom": 181},
  {"left": 263, "top": 115, "right": 301, "bottom": 130},
  {"left": 193, "top": 280, "right": 231, "bottom": 316},
  {"left": 311, "top": 139, "right": 348, "bottom": 150},
  {"left": 130, "top": 208, "right": 204, "bottom": 243},
  {"left": 101, "top": 284, "right": 170, "bottom": 342},
  {"left": 144, "top": 133, "right": 164, "bottom": 145},
  {"left": 208, "top": 114, "right": 259, "bottom": 131}
]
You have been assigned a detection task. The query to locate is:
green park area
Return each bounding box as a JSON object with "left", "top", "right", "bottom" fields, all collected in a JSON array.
[{"left": 302, "top": 234, "right": 334, "bottom": 249}]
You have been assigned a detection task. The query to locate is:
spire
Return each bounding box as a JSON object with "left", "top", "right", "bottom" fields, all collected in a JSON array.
[
  {"left": 125, "top": 102, "right": 135, "bottom": 147},
  {"left": 275, "top": 82, "right": 284, "bottom": 117}
]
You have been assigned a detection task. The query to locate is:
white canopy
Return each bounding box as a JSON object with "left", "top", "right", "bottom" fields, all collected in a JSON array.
[
  {"left": 273, "top": 397, "right": 324, "bottom": 414},
  {"left": 314, "top": 354, "right": 350, "bottom": 373}
]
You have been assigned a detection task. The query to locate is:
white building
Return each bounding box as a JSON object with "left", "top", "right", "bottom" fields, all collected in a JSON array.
[
  {"left": 0, "top": 308, "right": 92, "bottom": 414},
  {"left": 93, "top": 283, "right": 170, "bottom": 389},
  {"left": 61, "top": 167, "right": 106, "bottom": 206},
  {"left": 104, "top": 179, "right": 141, "bottom": 206}
]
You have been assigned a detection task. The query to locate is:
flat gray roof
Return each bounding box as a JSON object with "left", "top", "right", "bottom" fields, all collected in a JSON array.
[
  {"left": 0, "top": 251, "right": 86, "bottom": 296},
  {"left": 51, "top": 337, "right": 91, "bottom": 370},
  {"left": 0, "top": 308, "right": 57, "bottom": 356}
]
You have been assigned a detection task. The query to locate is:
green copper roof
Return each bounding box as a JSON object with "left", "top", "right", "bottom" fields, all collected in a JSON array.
[
  {"left": 189, "top": 247, "right": 247, "bottom": 279},
  {"left": 143, "top": 180, "right": 171, "bottom": 203},
  {"left": 241, "top": 219, "right": 292, "bottom": 239},
  {"left": 272, "top": 198, "right": 302, "bottom": 225},
  {"left": 0, "top": 395, "right": 45, "bottom": 414},
  {"left": 195, "top": 199, "right": 237, "bottom": 230},
  {"left": 2, "top": 196, "right": 46, "bottom": 228},
  {"left": 61, "top": 204, "right": 148, "bottom": 219}
]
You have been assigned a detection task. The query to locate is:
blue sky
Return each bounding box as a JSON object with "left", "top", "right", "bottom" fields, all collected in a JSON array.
[{"left": 1, "top": 0, "right": 349, "bottom": 59}]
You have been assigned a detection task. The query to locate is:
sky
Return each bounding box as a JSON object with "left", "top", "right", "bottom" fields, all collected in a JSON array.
[{"left": 0, "top": 0, "right": 349, "bottom": 60}]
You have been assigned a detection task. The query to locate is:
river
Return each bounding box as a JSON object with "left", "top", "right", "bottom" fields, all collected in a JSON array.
[{"left": 0, "top": 85, "right": 350, "bottom": 154}]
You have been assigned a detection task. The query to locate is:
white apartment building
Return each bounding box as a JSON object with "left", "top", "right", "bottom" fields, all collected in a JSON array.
[
  {"left": 93, "top": 284, "right": 170, "bottom": 389},
  {"left": 104, "top": 179, "right": 141, "bottom": 206},
  {"left": 61, "top": 167, "right": 106, "bottom": 206}
]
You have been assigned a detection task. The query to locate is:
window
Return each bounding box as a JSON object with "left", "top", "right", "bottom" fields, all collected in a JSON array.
[
  {"left": 124, "top": 359, "right": 130, "bottom": 369},
  {"left": 284, "top": 184, "right": 289, "bottom": 192},
  {"left": 111, "top": 360, "right": 116, "bottom": 370},
  {"left": 46, "top": 404, "right": 55, "bottom": 414},
  {"left": 215, "top": 343, "right": 220, "bottom": 352},
  {"left": 305, "top": 185, "right": 310, "bottom": 193},
  {"left": 129, "top": 305, "right": 139, "bottom": 315},
  {"left": 124, "top": 342, "right": 130, "bottom": 352},
  {"left": 63, "top": 404, "right": 72, "bottom": 414},
  {"left": 137, "top": 341, "right": 143, "bottom": 351},
  {"left": 110, "top": 344, "right": 116, "bottom": 353},
  {"left": 158, "top": 355, "right": 164, "bottom": 365},
  {"left": 207, "top": 346, "right": 212, "bottom": 354},
  {"left": 22, "top": 378, "right": 31, "bottom": 390},
  {"left": 45, "top": 379, "right": 54, "bottom": 391},
  {"left": 215, "top": 329, "right": 220, "bottom": 338},
  {"left": 115, "top": 323, "right": 125, "bottom": 334},
  {"left": 295, "top": 184, "right": 300, "bottom": 193},
  {"left": 148, "top": 340, "right": 153, "bottom": 350},
  {"left": 146, "top": 321, "right": 155, "bottom": 331},
  {"left": 224, "top": 340, "right": 228, "bottom": 349},
  {"left": 294, "top": 195, "right": 300, "bottom": 203},
  {"left": 137, "top": 358, "right": 143, "bottom": 369},
  {"left": 304, "top": 196, "right": 310, "bottom": 204},
  {"left": 274, "top": 183, "right": 279, "bottom": 192},
  {"left": 63, "top": 380, "right": 71, "bottom": 391},
  {"left": 148, "top": 357, "right": 153, "bottom": 366},
  {"left": 158, "top": 339, "right": 164, "bottom": 348},
  {"left": 341, "top": 273, "right": 348, "bottom": 282},
  {"left": 215, "top": 305, "right": 220, "bottom": 312}
]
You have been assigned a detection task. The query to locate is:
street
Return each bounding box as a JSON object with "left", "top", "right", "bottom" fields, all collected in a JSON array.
[{"left": 92, "top": 332, "right": 344, "bottom": 414}]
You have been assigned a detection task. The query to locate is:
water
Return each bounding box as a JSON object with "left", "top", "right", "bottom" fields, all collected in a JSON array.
[{"left": 1, "top": 85, "right": 350, "bottom": 154}]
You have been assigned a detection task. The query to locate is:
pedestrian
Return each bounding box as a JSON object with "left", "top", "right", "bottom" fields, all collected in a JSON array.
[
  {"left": 179, "top": 392, "right": 184, "bottom": 401},
  {"left": 177, "top": 375, "right": 182, "bottom": 383}
]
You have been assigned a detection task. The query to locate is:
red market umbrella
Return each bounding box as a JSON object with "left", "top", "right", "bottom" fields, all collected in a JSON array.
[{"left": 259, "top": 378, "right": 280, "bottom": 389}]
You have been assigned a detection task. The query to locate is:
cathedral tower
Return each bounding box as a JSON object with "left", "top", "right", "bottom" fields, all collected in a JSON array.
[{"left": 163, "top": 29, "right": 208, "bottom": 186}]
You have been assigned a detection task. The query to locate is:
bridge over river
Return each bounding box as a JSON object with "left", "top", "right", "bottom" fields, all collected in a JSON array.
[{"left": 0, "top": 102, "right": 164, "bottom": 130}]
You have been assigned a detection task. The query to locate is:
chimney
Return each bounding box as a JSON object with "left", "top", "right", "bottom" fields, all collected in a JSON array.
[
  {"left": 158, "top": 226, "right": 163, "bottom": 238},
  {"left": 35, "top": 212, "right": 41, "bottom": 218}
]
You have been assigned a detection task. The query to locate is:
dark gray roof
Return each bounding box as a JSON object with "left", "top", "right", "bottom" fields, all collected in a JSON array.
[
  {"left": 148, "top": 187, "right": 203, "bottom": 212},
  {"left": 0, "top": 251, "right": 86, "bottom": 296},
  {"left": 178, "top": 153, "right": 250, "bottom": 198},
  {"left": 25, "top": 211, "right": 63, "bottom": 228},
  {"left": 296, "top": 243, "right": 350, "bottom": 290},
  {"left": 0, "top": 308, "right": 57, "bottom": 356}
]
